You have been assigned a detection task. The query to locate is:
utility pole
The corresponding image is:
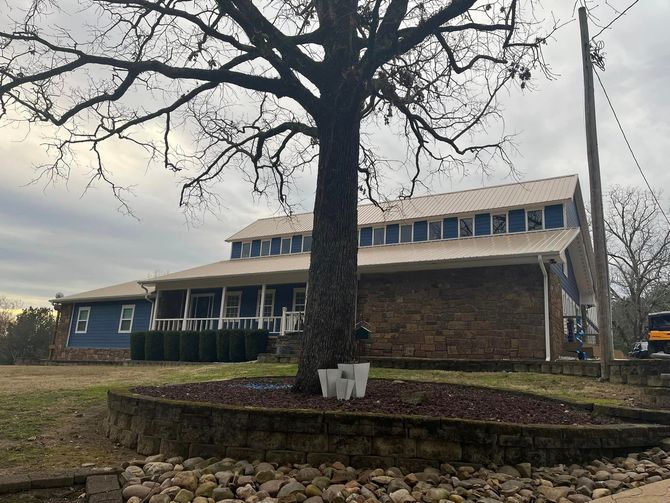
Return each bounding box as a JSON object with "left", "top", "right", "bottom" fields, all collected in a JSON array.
[{"left": 578, "top": 7, "right": 613, "bottom": 379}]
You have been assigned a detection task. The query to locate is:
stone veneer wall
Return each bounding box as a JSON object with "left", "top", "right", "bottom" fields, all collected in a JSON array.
[
  {"left": 357, "top": 265, "right": 563, "bottom": 360},
  {"left": 50, "top": 303, "right": 130, "bottom": 361},
  {"left": 107, "top": 389, "right": 670, "bottom": 469}
]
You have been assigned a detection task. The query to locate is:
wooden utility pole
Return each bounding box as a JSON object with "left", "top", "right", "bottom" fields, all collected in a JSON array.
[{"left": 578, "top": 7, "right": 613, "bottom": 379}]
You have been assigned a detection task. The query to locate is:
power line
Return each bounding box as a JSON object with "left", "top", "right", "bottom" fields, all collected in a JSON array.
[
  {"left": 593, "top": 69, "right": 670, "bottom": 226},
  {"left": 590, "top": 0, "right": 640, "bottom": 41}
]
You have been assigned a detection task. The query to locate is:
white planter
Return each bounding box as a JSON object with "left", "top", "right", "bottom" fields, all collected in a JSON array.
[
  {"left": 317, "top": 368, "right": 342, "bottom": 398},
  {"left": 337, "top": 362, "right": 370, "bottom": 398},
  {"left": 336, "top": 378, "right": 355, "bottom": 400}
]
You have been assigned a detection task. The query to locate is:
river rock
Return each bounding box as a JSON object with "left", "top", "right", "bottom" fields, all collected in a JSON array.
[
  {"left": 591, "top": 488, "right": 611, "bottom": 498},
  {"left": 148, "top": 494, "right": 171, "bottom": 503},
  {"left": 173, "top": 471, "right": 199, "bottom": 492},
  {"left": 278, "top": 481, "right": 307, "bottom": 499},
  {"left": 145, "top": 462, "right": 174, "bottom": 476},
  {"left": 122, "top": 485, "right": 152, "bottom": 500},
  {"left": 174, "top": 488, "right": 195, "bottom": 503}
]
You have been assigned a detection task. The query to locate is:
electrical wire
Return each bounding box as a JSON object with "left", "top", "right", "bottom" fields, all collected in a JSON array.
[
  {"left": 590, "top": 0, "right": 640, "bottom": 41},
  {"left": 593, "top": 69, "right": 670, "bottom": 226}
]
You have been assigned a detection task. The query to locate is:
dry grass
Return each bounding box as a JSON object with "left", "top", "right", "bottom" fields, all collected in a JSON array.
[{"left": 0, "top": 363, "right": 647, "bottom": 475}]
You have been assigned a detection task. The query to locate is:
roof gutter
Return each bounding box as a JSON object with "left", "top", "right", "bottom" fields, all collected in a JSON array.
[
  {"left": 538, "top": 255, "right": 551, "bottom": 361},
  {"left": 140, "top": 283, "right": 155, "bottom": 330}
]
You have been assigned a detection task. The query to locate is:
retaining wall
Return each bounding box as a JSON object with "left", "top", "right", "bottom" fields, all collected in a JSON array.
[{"left": 107, "top": 389, "right": 670, "bottom": 470}]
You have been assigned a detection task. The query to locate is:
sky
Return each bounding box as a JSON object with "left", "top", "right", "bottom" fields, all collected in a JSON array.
[{"left": 1, "top": 0, "right": 668, "bottom": 308}]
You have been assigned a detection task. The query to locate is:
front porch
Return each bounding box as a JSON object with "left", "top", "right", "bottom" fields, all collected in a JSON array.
[{"left": 151, "top": 283, "right": 306, "bottom": 337}]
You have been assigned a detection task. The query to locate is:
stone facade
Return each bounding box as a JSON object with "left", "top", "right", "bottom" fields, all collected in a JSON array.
[
  {"left": 357, "top": 264, "right": 564, "bottom": 360},
  {"left": 107, "top": 389, "right": 670, "bottom": 469}
]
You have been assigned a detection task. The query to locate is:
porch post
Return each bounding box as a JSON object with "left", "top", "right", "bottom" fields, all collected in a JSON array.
[
  {"left": 259, "top": 284, "right": 267, "bottom": 330},
  {"left": 304, "top": 282, "right": 309, "bottom": 310},
  {"left": 182, "top": 288, "right": 191, "bottom": 331},
  {"left": 151, "top": 290, "right": 160, "bottom": 330},
  {"left": 218, "top": 286, "right": 227, "bottom": 329}
]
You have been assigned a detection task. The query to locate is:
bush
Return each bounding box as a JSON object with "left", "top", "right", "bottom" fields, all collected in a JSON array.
[
  {"left": 228, "top": 329, "right": 246, "bottom": 362},
  {"left": 130, "top": 332, "right": 146, "bottom": 360},
  {"left": 198, "top": 330, "right": 218, "bottom": 362},
  {"left": 245, "top": 329, "right": 269, "bottom": 361},
  {"left": 163, "top": 332, "right": 181, "bottom": 361},
  {"left": 216, "top": 330, "right": 230, "bottom": 362},
  {"left": 144, "top": 331, "right": 165, "bottom": 361},
  {"left": 179, "top": 331, "right": 200, "bottom": 362}
]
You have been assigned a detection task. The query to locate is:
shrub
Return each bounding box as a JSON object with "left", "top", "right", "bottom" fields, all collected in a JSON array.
[
  {"left": 198, "top": 330, "right": 218, "bottom": 362},
  {"left": 144, "top": 331, "right": 165, "bottom": 361},
  {"left": 245, "top": 329, "right": 269, "bottom": 361},
  {"left": 216, "top": 330, "right": 230, "bottom": 362},
  {"left": 179, "top": 331, "right": 200, "bottom": 362},
  {"left": 130, "top": 332, "right": 146, "bottom": 360},
  {"left": 228, "top": 329, "right": 246, "bottom": 362},
  {"left": 163, "top": 332, "right": 181, "bottom": 361}
]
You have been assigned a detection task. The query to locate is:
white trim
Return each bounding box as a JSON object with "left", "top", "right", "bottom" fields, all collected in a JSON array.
[
  {"left": 256, "top": 288, "right": 275, "bottom": 317},
  {"left": 292, "top": 288, "right": 306, "bottom": 312},
  {"left": 241, "top": 242, "right": 251, "bottom": 258},
  {"left": 260, "top": 239, "right": 271, "bottom": 256},
  {"left": 224, "top": 291, "right": 242, "bottom": 318},
  {"left": 182, "top": 288, "right": 191, "bottom": 328},
  {"left": 66, "top": 304, "right": 76, "bottom": 346},
  {"left": 118, "top": 304, "right": 136, "bottom": 334},
  {"left": 538, "top": 255, "right": 551, "bottom": 361},
  {"left": 218, "top": 286, "right": 227, "bottom": 329},
  {"left": 151, "top": 291, "right": 160, "bottom": 330},
  {"left": 74, "top": 306, "right": 91, "bottom": 334}
]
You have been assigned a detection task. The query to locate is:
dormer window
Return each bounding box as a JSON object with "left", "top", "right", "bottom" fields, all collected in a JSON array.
[
  {"left": 527, "top": 209, "right": 543, "bottom": 231},
  {"left": 241, "top": 242, "right": 251, "bottom": 258},
  {"left": 260, "top": 240, "right": 271, "bottom": 256},
  {"left": 373, "top": 227, "right": 385, "bottom": 246},
  {"left": 429, "top": 221, "right": 442, "bottom": 240},
  {"left": 400, "top": 224, "right": 412, "bottom": 243},
  {"left": 492, "top": 214, "right": 507, "bottom": 234},
  {"left": 281, "top": 238, "right": 291, "bottom": 254},
  {"left": 459, "top": 217, "right": 474, "bottom": 237}
]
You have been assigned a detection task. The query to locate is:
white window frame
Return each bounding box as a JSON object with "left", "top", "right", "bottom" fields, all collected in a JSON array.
[
  {"left": 256, "top": 289, "right": 276, "bottom": 317},
  {"left": 190, "top": 293, "right": 215, "bottom": 319},
  {"left": 492, "top": 212, "right": 508, "bottom": 235},
  {"left": 527, "top": 208, "right": 544, "bottom": 232},
  {"left": 260, "top": 240, "right": 271, "bottom": 256},
  {"left": 281, "top": 237, "right": 291, "bottom": 254},
  {"left": 400, "top": 223, "right": 413, "bottom": 243},
  {"left": 429, "top": 220, "right": 442, "bottom": 240},
  {"left": 292, "top": 288, "right": 306, "bottom": 312},
  {"left": 75, "top": 306, "right": 91, "bottom": 334},
  {"left": 302, "top": 235, "right": 313, "bottom": 252},
  {"left": 372, "top": 227, "right": 385, "bottom": 246},
  {"left": 118, "top": 304, "right": 136, "bottom": 334},
  {"left": 224, "top": 292, "right": 242, "bottom": 318},
  {"left": 241, "top": 242, "right": 251, "bottom": 258},
  {"left": 459, "top": 216, "right": 474, "bottom": 238}
]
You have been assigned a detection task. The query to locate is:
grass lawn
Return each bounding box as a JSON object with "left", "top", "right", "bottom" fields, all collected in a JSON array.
[{"left": 0, "top": 363, "right": 647, "bottom": 475}]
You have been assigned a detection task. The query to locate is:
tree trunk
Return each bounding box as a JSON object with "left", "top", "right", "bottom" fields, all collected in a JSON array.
[{"left": 292, "top": 108, "right": 360, "bottom": 394}]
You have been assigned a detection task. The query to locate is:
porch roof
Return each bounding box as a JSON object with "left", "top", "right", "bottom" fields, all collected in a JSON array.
[
  {"left": 50, "top": 280, "right": 153, "bottom": 304},
  {"left": 142, "top": 228, "right": 580, "bottom": 285}
]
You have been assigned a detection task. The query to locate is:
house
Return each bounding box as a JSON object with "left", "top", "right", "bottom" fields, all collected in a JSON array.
[{"left": 50, "top": 174, "right": 598, "bottom": 362}]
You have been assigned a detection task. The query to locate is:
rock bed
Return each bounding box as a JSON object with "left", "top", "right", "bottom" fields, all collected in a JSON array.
[
  {"left": 118, "top": 445, "right": 670, "bottom": 503},
  {"left": 134, "top": 378, "right": 617, "bottom": 425}
]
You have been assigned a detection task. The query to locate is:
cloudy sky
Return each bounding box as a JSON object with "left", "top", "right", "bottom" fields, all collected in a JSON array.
[{"left": 1, "top": 0, "right": 668, "bottom": 307}]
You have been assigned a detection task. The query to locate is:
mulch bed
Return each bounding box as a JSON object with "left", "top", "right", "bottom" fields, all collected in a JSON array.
[{"left": 134, "top": 378, "right": 619, "bottom": 425}]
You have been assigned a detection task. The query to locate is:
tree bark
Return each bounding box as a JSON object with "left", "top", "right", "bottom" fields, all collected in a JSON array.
[{"left": 292, "top": 107, "right": 361, "bottom": 394}]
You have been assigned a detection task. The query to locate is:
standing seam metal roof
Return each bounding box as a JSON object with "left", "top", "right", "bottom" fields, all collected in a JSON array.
[{"left": 226, "top": 175, "right": 579, "bottom": 241}]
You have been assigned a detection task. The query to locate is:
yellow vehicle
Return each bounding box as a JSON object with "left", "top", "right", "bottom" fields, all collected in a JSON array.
[{"left": 647, "top": 311, "right": 670, "bottom": 353}]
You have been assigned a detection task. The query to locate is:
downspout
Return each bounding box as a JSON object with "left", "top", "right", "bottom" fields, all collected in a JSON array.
[
  {"left": 538, "top": 255, "right": 551, "bottom": 361},
  {"left": 141, "top": 284, "right": 155, "bottom": 330}
]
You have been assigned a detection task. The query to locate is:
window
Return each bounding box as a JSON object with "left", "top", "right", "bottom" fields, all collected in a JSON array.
[
  {"left": 302, "top": 235, "right": 312, "bottom": 252},
  {"left": 260, "top": 240, "right": 271, "bottom": 256},
  {"left": 527, "top": 209, "right": 543, "bottom": 231},
  {"left": 400, "top": 224, "right": 413, "bottom": 243},
  {"left": 281, "top": 237, "right": 291, "bottom": 254},
  {"left": 75, "top": 307, "right": 90, "bottom": 333},
  {"left": 190, "top": 294, "right": 214, "bottom": 319},
  {"left": 459, "top": 217, "right": 474, "bottom": 237},
  {"left": 224, "top": 292, "right": 241, "bottom": 318},
  {"left": 492, "top": 214, "right": 507, "bottom": 234},
  {"left": 373, "top": 227, "right": 385, "bottom": 246},
  {"left": 241, "top": 242, "right": 251, "bottom": 258},
  {"left": 118, "top": 305, "right": 135, "bottom": 333},
  {"left": 429, "top": 220, "right": 442, "bottom": 240},
  {"left": 293, "top": 288, "right": 306, "bottom": 312},
  {"left": 256, "top": 289, "right": 275, "bottom": 317}
]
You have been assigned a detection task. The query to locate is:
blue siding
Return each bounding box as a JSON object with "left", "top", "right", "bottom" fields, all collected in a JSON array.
[
  {"left": 360, "top": 227, "right": 373, "bottom": 247},
  {"left": 250, "top": 240, "right": 261, "bottom": 257},
  {"left": 545, "top": 204, "right": 565, "bottom": 229},
  {"left": 231, "top": 242, "right": 242, "bottom": 259},
  {"left": 508, "top": 209, "right": 526, "bottom": 233},
  {"left": 270, "top": 237, "right": 282, "bottom": 255},
  {"left": 566, "top": 200, "right": 580, "bottom": 228},
  {"left": 68, "top": 299, "right": 152, "bottom": 349},
  {"left": 291, "top": 235, "right": 303, "bottom": 253},
  {"left": 475, "top": 213, "right": 491, "bottom": 235},
  {"left": 413, "top": 221, "right": 428, "bottom": 242},
  {"left": 550, "top": 249, "right": 580, "bottom": 303},
  {"left": 386, "top": 224, "right": 399, "bottom": 244},
  {"left": 270, "top": 283, "right": 307, "bottom": 315},
  {"left": 443, "top": 218, "right": 458, "bottom": 239}
]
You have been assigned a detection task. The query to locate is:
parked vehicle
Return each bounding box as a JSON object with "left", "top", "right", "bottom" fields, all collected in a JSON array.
[{"left": 630, "top": 311, "right": 670, "bottom": 358}]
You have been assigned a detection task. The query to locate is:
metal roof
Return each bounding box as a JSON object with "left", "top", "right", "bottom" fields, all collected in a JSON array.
[
  {"left": 51, "top": 280, "right": 152, "bottom": 304},
  {"left": 144, "top": 228, "right": 580, "bottom": 284},
  {"left": 227, "top": 175, "right": 579, "bottom": 241}
]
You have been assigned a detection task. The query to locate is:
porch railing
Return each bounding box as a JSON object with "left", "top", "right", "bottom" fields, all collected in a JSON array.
[
  {"left": 280, "top": 309, "right": 304, "bottom": 335},
  {"left": 154, "top": 315, "right": 286, "bottom": 334}
]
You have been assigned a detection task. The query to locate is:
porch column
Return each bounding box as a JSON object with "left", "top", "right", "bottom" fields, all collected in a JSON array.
[
  {"left": 182, "top": 288, "right": 191, "bottom": 331},
  {"left": 151, "top": 290, "right": 160, "bottom": 330},
  {"left": 304, "top": 282, "right": 309, "bottom": 310},
  {"left": 218, "top": 286, "right": 227, "bottom": 329},
  {"left": 258, "top": 284, "right": 267, "bottom": 330}
]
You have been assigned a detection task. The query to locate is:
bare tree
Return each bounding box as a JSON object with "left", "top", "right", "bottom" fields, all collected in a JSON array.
[
  {"left": 605, "top": 186, "right": 670, "bottom": 349},
  {"left": 1, "top": 0, "right": 556, "bottom": 392}
]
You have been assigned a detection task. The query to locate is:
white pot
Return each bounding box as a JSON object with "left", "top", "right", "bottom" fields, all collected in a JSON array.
[
  {"left": 336, "top": 378, "right": 355, "bottom": 400},
  {"left": 317, "top": 368, "right": 342, "bottom": 398},
  {"left": 338, "top": 362, "right": 370, "bottom": 398}
]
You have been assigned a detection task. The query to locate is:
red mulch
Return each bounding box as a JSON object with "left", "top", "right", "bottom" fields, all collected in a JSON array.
[{"left": 134, "top": 378, "right": 618, "bottom": 425}]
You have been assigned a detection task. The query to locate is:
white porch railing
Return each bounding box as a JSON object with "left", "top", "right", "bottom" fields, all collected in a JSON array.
[
  {"left": 154, "top": 315, "right": 287, "bottom": 334},
  {"left": 280, "top": 309, "right": 304, "bottom": 335}
]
